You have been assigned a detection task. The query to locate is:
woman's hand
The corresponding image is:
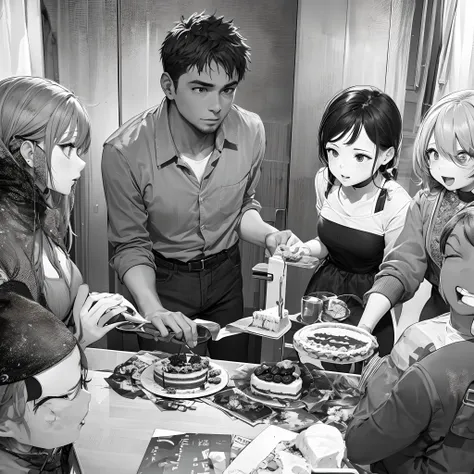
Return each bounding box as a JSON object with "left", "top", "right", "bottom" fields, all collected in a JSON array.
[
  {"left": 288, "top": 243, "right": 312, "bottom": 257},
  {"left": 72, "top": 284, "right": 130, "bottom": 347},
  {"left": 358, "top": 323, "right": 374, "bottom": 334}
]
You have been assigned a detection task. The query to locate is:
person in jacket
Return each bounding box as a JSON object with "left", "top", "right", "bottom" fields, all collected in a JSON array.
[
  {"left": 359, "top": 90, "right": 474, "bottom": 334},
  {"left": 346, "top": 206, "right": 474, "bottom": 473},
  {"left": 0, "top": 75, "right": 135, "bottom": 348}
]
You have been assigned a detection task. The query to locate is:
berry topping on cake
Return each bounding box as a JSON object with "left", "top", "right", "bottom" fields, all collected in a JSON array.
[
  {"left": 189, "top": 355, "right": 202, "bottom": 364},
  {"left": 209, "top": 368, "right": 221, "bottom": 377},
  {"left": 169, "top": 354, "right": 187, "bottom": 366},
  {"left": 250, "top": 360, "right": 303, "bottom": 400}
]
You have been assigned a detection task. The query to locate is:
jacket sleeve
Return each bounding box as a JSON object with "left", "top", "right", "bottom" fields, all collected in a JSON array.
[
  {"left": 101, "top": 143, "right": 156, "bottom": 282},
  {"left": 365, "top": 190, "right": 429, "bottom": 306},
  {"left": 346, "top": 365, "right": 434, "bottom": 465}
]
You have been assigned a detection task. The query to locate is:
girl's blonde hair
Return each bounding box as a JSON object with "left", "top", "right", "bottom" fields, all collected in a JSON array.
[{"left": 413, "top": 90, "right": 474, "bottom": 191}]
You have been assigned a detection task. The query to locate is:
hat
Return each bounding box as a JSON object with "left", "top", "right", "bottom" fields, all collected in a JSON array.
[{"left": 0, "top": 281, "right": 77, "bottom": 385}]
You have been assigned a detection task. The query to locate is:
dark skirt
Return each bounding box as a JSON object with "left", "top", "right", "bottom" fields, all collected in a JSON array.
[{"left": 305, "top": 260, "right": 394, "bottom": 357}]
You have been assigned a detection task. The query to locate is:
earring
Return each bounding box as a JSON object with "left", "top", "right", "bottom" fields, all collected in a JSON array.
[{"left": 26, "top": 159, "right": 33, "bottom": 167}]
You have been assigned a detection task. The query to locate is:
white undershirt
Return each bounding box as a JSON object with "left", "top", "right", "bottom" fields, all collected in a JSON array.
[{"left": 181, "top": 152, "right": 212, "bottom": 183}]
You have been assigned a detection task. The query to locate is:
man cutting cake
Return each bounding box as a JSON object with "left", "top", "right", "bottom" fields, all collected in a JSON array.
[{"left": 102, "top": 12, "right": 300, "bottom": 361}]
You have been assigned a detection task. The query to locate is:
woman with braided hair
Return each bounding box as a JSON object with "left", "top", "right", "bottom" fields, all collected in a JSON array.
[
  {"left": 294, "top": 86, "right": 411, "bottom": 356},
  {"left": 0, "top": 76, "right": 133, "bottom": 347}
]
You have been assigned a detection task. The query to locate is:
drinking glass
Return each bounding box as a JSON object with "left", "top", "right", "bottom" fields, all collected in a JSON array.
[
  {"left": 301, "top": 291, "right": 337, "bottom": 324},
  {"left": 301, "top": 296, "right": 323, "bottom": 324}
]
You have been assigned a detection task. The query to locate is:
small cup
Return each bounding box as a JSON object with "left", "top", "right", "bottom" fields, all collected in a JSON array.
[
  {"left": 301, "top": 291, "right": 337, "bottom": 324},
  {"left": 301, "top": 296, "right": 323, "bottom": 324}
]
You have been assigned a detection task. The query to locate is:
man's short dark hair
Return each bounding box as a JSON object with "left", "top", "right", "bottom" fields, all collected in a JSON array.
[{"left": 160, "top": 12, "right": 251, "bottom": 87}]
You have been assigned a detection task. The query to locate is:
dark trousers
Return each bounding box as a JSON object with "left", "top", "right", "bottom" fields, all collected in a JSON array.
[{"left": 138, "top": 244, "right": 249, "bottom": 362}]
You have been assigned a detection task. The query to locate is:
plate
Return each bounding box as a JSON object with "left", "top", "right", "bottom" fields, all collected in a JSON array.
[
  {"left": 284, "top": 255, "right": 320, "bottom": 270},
  {"left": 298, "top": 349, "right": 376, "bottom": 366},
  {"left": 293, "top": 322, "right": 378, "bottom": 365},
  {"left": 227, "top": 316, "right": 292, "bottom": 340},
  {"left": 140, "top": 362, "right": 229, "bottom": 400},
  {"left": 238, "top": 386, "right": 306, "bottom": 410},
  {"left": 290, "top": 313, "right": 349, "bottom": 326},
  {"left": 224, "top": 425, "right": 356, "bottom": 474}
]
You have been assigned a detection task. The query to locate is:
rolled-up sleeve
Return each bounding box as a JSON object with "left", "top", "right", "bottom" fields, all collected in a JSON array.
[
  {"left": 239, "top": 118, "right": 265, "bottom": 218},
  {"left": 346, "top": 366, "right": 433, "bottom": 465},
  {"left": 101, "top": 144, "right": 156, "bottom": 282},
  {"left": 365, "top": 191, "right": 428, "bottom": 307}
]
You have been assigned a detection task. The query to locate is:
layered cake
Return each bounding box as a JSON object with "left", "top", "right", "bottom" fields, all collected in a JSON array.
[
  {"left": 250, "top": 360, "right": 303, "bottom": 400},
  {"left": 251, "top": 306, "right": 289, "bottom": 332},
  {"left": 153, "top": 354, "right": 221, "bottom": 391},
  {"left": 293, "top": 322, "right": 378, "bottom": 363}
]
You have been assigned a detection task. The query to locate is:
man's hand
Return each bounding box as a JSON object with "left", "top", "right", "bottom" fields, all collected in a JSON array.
[
  {"left": 264, "top": 229, "right": 302, "bottom": 256},
  {"left": 146, "top": 309, "right": 199, "bottom": 347}
]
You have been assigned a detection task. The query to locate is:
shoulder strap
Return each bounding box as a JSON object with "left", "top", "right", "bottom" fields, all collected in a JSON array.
[
  {"left": 448, "top": 381, "right": 474, "bottom": 441},
  {"left": 374, "top": 187, "right": 388, "bottom": 213}
]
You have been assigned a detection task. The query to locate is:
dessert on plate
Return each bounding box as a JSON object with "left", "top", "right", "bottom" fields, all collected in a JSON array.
[
  {"left": 295, "top": 424, "right": 345, "bottom": 468},
  {"left": 250, "top": 360, "right": 302, "bottom": 401},
  {"left": 274, "top": 244, "right": 303, "bottom": 262},
  {"left": 251, "top": 306, "right": 289, "bottom": 332},
  {"left": 324, "top": 297, "right": 350, "bottom": 321},
  {"left": 153, "top": 354, "right": 221, "bottom": 392},
  {"left": 293, "top": 322, "right": 378, "bottom": 363},
  {"left": 250, "top": 424, "right": 345, "bottom": 473}
]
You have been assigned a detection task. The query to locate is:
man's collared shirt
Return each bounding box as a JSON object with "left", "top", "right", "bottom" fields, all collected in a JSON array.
[{"left": 101, "top": 99, "right": 264, "bottom": 281}]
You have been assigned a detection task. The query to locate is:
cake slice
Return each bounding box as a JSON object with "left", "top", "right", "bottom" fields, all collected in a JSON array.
[
  {"left": 295, "top": 424, "right": 345, "bottom": 469},
  {"left": 251, "top": 306, "right": 289, "bottom": 332}
]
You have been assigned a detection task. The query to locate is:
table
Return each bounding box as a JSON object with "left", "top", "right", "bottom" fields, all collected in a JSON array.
[{"left": 76, "top": 348, "right": 268, "bottom": 474}]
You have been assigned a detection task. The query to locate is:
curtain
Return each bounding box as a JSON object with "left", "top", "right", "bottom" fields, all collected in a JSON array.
[
  {"left": 433, "top": 0, "right": 474, "bottom": 100},
  {"left": 0, "top": 0, "right": 43, "bottom": 80}
]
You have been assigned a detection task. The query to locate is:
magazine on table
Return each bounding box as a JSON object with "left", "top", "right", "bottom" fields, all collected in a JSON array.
[
  {"left": 202, "top": 387, "right": 274, "bottom": 426},
  {"left": 136, "top": 429, "right": 233, "bottom": 474}
]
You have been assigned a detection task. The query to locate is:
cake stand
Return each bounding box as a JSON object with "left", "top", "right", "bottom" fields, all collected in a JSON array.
[{"left": 252, "top": 255, "right": 319, "bottom": 362}]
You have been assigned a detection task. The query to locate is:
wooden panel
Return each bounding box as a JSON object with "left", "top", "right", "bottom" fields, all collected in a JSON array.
[
  {"left": 343, "top": 0, "right": 392, "bottom": 90},
  {"left": 287, "top": 0, "right": 348, "bottom": 314},
  {"left": 52, "top": 0, "right": 119, "bottom": 298},
  {"left": 119, "top": 0, "right": 297, "bottom": 122},
  {"left": 385, "top": 0, "right": 416, "bottom": 116},
  {"left": 26, "top": 0, "right": 45, "bottom": 77},
  {"left": 242, "top": 122, "right": 290, "bottom": 316},
  {"left": 386, "top": 0, "right": 417, "bottom": 195}
]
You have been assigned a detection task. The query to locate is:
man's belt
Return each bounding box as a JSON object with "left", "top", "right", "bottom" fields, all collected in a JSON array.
[{"left": 153, "top": 243, "right": 239, "bottom": 272}]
